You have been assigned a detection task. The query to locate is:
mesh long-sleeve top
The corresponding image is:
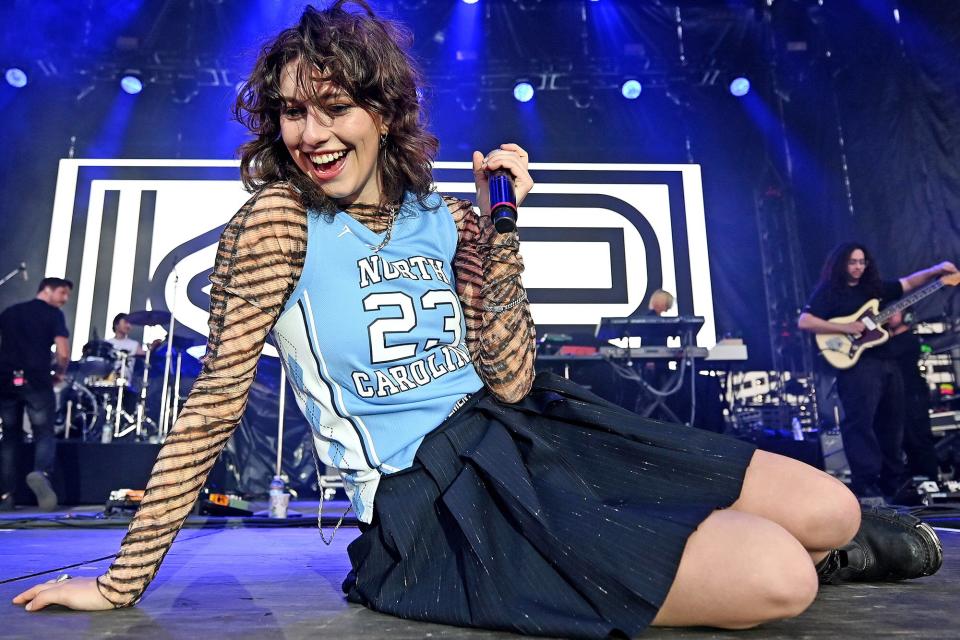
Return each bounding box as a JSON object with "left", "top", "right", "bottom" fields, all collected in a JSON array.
[{"left": 96, "top": 184, "right": 537, "bottom": 607}]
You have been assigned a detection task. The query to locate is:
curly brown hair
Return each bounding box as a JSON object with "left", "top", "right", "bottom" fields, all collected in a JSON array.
[
  {"left": 816, "top": 242, "right": 883, "bottom": 295},
  {"left": 234, "top": 1, "right": 438, "bottom": 213}
]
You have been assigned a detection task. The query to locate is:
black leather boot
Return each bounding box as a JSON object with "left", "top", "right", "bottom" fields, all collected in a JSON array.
[{"left": 817, "top": 506, "right": 943, "bottom": 584}]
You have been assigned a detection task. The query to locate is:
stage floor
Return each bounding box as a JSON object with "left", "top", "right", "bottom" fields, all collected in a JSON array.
[{"left": 2, "top": 506, "right": 958, "bottom": 639}]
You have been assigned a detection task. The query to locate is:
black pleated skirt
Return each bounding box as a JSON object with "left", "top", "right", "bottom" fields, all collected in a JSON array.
[{"left": 344, "top": 372, "right": 756, "bottom": 639}]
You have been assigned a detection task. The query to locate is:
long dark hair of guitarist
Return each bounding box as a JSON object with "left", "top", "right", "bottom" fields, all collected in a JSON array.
[{"left": 818, "top": 242, "right": 881, "bottom": 293}]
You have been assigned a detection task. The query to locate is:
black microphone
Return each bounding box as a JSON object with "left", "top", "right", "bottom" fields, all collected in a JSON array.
[
  {"left": 488, "top": 170, "right": 517, "bottom": 233},
  {"left": 19, "top": 262, "right": 27, "bottom": 281}
]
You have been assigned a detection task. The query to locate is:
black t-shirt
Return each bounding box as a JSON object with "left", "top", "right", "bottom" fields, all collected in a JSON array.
[
  {"left": 0, "top": 299, "right": 69, "bottom": 387},
  {"left": 885, "top": 329, "right": 920, "bottom": 362},
  {"left": 803, "top": 279, "right": 903, "bottom": 360}
]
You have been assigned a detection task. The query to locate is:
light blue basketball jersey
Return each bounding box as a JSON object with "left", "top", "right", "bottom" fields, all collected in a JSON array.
[{"left": 272, "top": 191, "right": 484, "bottom": 522}]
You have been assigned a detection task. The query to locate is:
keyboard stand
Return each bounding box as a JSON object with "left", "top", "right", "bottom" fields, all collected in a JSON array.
[{"left": 636, "top": 362, "right": 686, "bottom": 423}]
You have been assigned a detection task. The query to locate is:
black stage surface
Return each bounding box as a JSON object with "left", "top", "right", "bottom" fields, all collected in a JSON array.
[{"left": 2, "top": 503, "right": 958, "bottom": 639}]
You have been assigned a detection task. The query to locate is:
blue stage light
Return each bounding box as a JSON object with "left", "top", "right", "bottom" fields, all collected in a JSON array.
[
  {"left": 120, "top": 73, "right": 143, "bottom": 95},
  {"left": 5, "top": 68, "right": 27, "bottom": 88},
  {"left": 461, "top": 0, "right": 479, "bottom": 4},
  {"left": 513, "top": 81, "right": 534, "bottom": 103},
  {"left": 621, "top": 79, "right": 642, "bottom": 100},
  {"left": 729, "top": 76, "right": 750, "bottom": 97}
]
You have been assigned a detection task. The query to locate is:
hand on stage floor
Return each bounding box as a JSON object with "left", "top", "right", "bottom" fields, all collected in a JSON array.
[{"left": 12, "top": 576, "right": 114, "bottom": 612}]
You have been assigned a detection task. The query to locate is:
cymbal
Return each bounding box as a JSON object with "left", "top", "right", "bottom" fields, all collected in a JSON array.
[{"left": 126, "top": 309, "right": 172, "bottom": 326}]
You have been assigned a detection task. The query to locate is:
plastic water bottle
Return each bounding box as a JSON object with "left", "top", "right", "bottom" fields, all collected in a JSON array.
[
  {"left": 268, "top": 476, "right": 286, "bottom": 518},
  {"left": 791, "top": 416, "right": 804, "bottom": 442}
]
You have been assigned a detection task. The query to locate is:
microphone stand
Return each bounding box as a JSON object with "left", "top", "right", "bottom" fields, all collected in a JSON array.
[
  {"left": 158, "top": 268, "right": 179, "bottom": 440},
  {"left": 172, "top": 351, "right": 183, "bottom": 425},
  {"left": 276, "top": 366, "right": 287, "bottom": 478},
  {"left": 135, "top": 347, "right": 151, "bottom": 439},
  {"left": 0, "top": 263, "right": 27, "bottom": 288}
]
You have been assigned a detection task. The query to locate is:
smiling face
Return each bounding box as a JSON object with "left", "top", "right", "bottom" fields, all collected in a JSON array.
[{"left": 279, "top": 60, "right": 387, "bottom": 207}]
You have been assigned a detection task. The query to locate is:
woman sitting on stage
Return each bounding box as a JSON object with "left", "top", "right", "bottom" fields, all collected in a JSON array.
[{"left": 13, "top": 2, "right": 941, "bottom": 635}]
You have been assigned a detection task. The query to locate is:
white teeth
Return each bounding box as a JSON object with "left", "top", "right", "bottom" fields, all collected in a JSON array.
[{"left": 310, "top": 150, "right": 347, "bottom": 165}]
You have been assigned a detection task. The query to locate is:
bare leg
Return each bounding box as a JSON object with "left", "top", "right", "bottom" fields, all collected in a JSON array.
[
  {"left": 730, "top": 450, "right": 862, "bottom": 561},
  {"left": 652, "top": 509, "right": 818, "bottom": 629}
]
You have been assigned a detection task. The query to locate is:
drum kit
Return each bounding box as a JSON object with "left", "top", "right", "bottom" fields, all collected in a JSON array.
[{"left": 57, "top": 309, "right": 201, "bottom": 443}]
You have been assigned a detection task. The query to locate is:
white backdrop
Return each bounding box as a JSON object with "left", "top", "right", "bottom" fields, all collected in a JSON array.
[{"left": 46, "top": 160, "right": 715, "bottom": 359}]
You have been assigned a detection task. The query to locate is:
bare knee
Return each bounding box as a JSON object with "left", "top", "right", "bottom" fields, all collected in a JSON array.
[
  {"left": 697, "top": 533, "right": 819, "bottom": 629},
  {"left": 798, "top": 479, "right": 861, "bottom": 550},
  {"left": 654, "top": 512, "right": 820, "bottom": 630},
  {"left": 736, "top": 451, "right": 862, "bottom": 551},
  {"left": 831, "top": 482, "right": 862, "bottom": 544},
  {"left": 751, "top": 550, "right": 819, "bottom": 623}
]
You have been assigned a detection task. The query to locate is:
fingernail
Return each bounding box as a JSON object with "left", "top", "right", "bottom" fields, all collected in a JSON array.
[{"left": 25, "top": 603, "right": 32, "bottom": 611}]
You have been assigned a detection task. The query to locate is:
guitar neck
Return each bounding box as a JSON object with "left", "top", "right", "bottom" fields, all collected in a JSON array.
[{"left": 875, "top": 279, "right": 944, "bottom": 323}]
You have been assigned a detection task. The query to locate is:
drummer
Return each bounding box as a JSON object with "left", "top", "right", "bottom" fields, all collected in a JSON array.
[{"left": 106, "top": 313, "right": 145, "bottom": 383}]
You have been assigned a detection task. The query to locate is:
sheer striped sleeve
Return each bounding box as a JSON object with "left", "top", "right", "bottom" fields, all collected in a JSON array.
[
  {"left": 446, "top": 195, "right": 536, "bottom": 403},
  {"left": 96, "top": 184, "right": 307, "bottom": 607}
]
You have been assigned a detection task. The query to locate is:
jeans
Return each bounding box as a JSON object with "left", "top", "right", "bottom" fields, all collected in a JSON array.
[{"left": 0, "top": 382, "right": 57, "bottom": 497}]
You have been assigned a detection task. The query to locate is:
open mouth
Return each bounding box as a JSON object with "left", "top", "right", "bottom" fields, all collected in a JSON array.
[{"left": 308, "top": 149, "right": 349, "bottom": 180}]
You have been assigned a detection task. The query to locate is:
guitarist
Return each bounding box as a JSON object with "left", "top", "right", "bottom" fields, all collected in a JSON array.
[{"left": 797, "top": 242, "right": 956, "bottom": 501}]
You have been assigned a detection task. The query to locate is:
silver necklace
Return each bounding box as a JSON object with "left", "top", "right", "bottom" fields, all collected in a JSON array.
[
  {"left": 366, "top": 204, "right": 399, "bottom": 253},
  {"left": 310, "top": 442, "right": 351, "bottom": 545}
]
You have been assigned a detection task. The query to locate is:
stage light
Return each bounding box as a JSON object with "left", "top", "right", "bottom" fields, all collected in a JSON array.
[
  {"left": 120, "top": 72, "right": 143, "bottom": 95},
  {"left": 5, "top": 68, "right": 27, "bottom": 88},
  {"left": 729, "top": 76, "right": 750, "bottom": 97},
  {"left": 461, "top": 0, "right": 479, "bottom": 4},
  {"left": 513, "top": 81, "right": 534, "bottom": 103},
  {"left": 621, "top": 79, "right": 642, "bottom": 100}
]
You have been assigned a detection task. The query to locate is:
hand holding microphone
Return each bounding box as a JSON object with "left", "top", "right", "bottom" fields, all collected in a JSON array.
[
  {"left": 488, "top": 170, "right": 517, "bottom": 233},
  {"left": 472, "top": 143, "right": 534, "bottom": 234}
]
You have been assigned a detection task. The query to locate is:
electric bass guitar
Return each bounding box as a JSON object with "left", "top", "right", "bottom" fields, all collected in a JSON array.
[{"left": 816, "top": 273, "right": 960, "bottom": 369}]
